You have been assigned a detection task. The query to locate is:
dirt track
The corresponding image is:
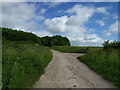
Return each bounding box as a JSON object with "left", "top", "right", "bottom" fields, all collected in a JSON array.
[{"left": 34, "top": 50, "right": 116, "bottom": 88}]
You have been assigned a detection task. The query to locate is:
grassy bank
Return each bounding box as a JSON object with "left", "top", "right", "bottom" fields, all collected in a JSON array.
[
  {"left": 51, "top": 46, "right": 90, "bottom": 53},
  {"left": 77, "top": 48, "right": 120, "bottom": 87},
  {"left": 52, "top": 46, "right": 119, "bottom": 87},
  {"left": 2, "top": 41, "right": 52, "bottom": 88}
]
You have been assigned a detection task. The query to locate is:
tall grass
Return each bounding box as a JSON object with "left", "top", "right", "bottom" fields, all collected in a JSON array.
[
  {"left": 77, "top": 48, "right": 120, "bottom": 87},
  {"left": 2, "top": 41, "right": 52, "bottom": 88}
]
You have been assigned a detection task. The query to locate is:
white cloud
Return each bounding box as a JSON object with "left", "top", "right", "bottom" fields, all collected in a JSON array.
[
  {"left": 58, "top": 10, "right": 64, "bottom": 13},
  {"left": 65, "top": 4, "right": 95, "bottom": 16},
  {"left": 84, "top": 34, "right": 98, "bottom": 40},
  {"left": 2, "top": 2, "right": 113, "bottom": 46},
  {"left": 45, "top": 4, "right": 95, "bottom": 33},
  {"left": 35, "top": 15, "right": 45, "bottom": 21},
  {"left": 1, "top": 2, "right": 53, "bottom": 39},
  {"left": 103, "top": 30, "right": 111, "bottom": 37},
  {"left": 33, "top": 30, "right": 53, "bottom": 37},
  {"left": 103, "top": 21, "right": 118, "bottom": 37},
  {"left": 44, "top": 2, "right": 61, "bottom": 8},
  {"left": 1, "top": 2, "right": 42, "bottom": 32},
  {"left": 44, "top": 4, "right": 105, "bottom": 46},
  {"left": 96, "top": 20, "right": 105, "bottom": 26},
  {"left": 64, "top": 28, "right": 104, "bottom": 46},
  {"left": 40, "top": 8, "right": 46, "bottom": 14},
  {"left": 44, "top": 16, "right": 68, "bottom": 33},
  {"left": 96, "top": 7, "right": 109, "bottom": 15},
  {"left": 113, "top": 16, "right": 118, "bottom": 19},
  {"left": 69, "top": 34, "right": 104, "bottom": 46},
  {"left": 109, "top": 21, "right": 118, "bottom": 33}
]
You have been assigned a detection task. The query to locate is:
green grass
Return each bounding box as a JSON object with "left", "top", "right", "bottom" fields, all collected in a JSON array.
[
  {"left": 52, "top": 46, "right": 119, "bottom": 87},
  {"left": 77, "top": 48, "right": 120, "bottom": 87},
  {"left": 51, "top": 46, "right": 91, "bottom": 53},
  {"left": 2, "top": 41, "right": 52, "bottom": 88}
]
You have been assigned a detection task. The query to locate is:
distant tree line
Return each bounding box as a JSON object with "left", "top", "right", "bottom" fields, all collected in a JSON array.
[
  {"left": 103, "top": 40, "right": 120, "bottom": 48},
  {"left": 41, "top": 36, "right": 70, "bottom": 47},
  {"left": 1, "top": 27, "right": 70, "bottom": 46}
]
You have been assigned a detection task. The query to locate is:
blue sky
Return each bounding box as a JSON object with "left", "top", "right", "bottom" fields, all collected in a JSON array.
[{"left": 1, "top": 2, "right": 119, "bottom": 46}]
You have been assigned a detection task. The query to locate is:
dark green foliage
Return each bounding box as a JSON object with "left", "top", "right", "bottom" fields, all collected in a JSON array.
[
  {"left": 42, "top": 36, "right": 70, "bottom": 47},
  {"left": 77, "top": 48, "right": 120, "bottom": 87},
  {"left": 2, "top": 27, "right": 70, "bottom": 47},
  {"left": 41, "top": 36, "right": 51, "bottom": 46},
  {"left": 2, "top": 41, "right": 52, "bottom": 88},
  {"left": 51, "top": 36, "right": 70, "bottom": 46},
  {"left": 2, "top": 27, "right": 42, "bottom": 45},
  {"left": 103, "top": 40, "right": 120, "bottom": 48}
]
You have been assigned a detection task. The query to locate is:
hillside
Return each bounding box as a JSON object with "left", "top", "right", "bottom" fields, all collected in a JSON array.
[{"left": 2, "top": 27, "right": 70, "bottom": 47}]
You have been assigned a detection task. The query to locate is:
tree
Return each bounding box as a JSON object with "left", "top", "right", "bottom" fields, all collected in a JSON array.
[{"left": 103, "top": 40, "right": 120, "bottom": 48}]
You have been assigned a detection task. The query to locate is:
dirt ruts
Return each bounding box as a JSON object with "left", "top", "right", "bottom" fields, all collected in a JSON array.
[{"left": 34, "top": 50, "right": 116, "bottom": 88}]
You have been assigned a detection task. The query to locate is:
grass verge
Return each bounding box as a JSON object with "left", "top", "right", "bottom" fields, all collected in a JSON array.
[
  {"left": 77, "top": 48, "right": 120, "bottom": 87},
  {"left": 2, "top": 41, "right": 52, "bottom": 88}
]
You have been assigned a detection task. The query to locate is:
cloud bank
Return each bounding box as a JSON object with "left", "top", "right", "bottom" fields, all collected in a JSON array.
[
  {"left": 1, "top": 2, "right": 118, "bottom": 46},
  {"left": 103, "top": 21, "right": 118, "bottom": 37},
  {"left": 44, "top": 4, "right": 106, "bottom": 46}
]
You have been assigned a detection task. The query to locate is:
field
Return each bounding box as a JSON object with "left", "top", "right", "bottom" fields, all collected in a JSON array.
[
  {"left": 2, "top": 41, "right": 52, "bottom": 88},
  {"left": 2, "top": 28, "right": 120, "bottom": 88},
  {"left": 78, "top": 48, "right": 120, "bottom": 87},
  {"left": 51, "top": 46, "right": 92, "bottom": 53},
  {"left": 52, "top": 46, "right": 120, "bottom": 87}
]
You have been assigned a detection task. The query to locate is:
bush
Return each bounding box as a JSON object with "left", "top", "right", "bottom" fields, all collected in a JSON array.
[{"left": 103, "top": 40, "right": 120, "bottom": 49}]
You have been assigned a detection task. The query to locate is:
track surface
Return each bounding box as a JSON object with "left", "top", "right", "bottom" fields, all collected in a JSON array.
[{"left": 34, "top": 50, "right": 115, "bottom": 88}]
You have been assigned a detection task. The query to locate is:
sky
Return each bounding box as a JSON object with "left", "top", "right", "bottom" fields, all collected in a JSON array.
[{"left": 1, "top": 2, "right": 119, "bottom": 46}]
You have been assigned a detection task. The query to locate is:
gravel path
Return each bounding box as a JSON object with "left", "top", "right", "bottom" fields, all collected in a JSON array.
[{"left": 34, "top": 50, "right": 116, "bottom": 88}]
